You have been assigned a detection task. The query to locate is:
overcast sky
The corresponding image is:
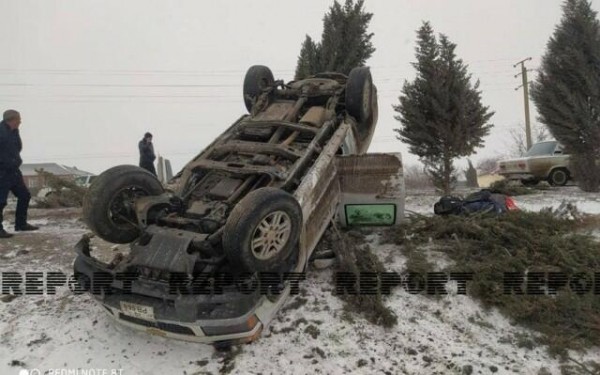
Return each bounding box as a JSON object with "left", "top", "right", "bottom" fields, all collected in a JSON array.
[{"left": 0, "top": 0, "right": 589, "bottom": 174}]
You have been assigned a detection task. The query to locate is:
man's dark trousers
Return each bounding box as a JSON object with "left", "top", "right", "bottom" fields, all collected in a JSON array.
[{"left": 0, "top": 169, "right": 31, "bottom": 231}]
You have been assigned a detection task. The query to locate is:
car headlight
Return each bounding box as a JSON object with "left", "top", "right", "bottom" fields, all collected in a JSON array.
[{"left": 202, "top": 314, "right": 259, "bottom": 336}]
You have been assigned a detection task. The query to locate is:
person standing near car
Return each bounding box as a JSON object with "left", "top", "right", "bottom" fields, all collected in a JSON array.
[
  {"left": 0, "top": 110, "right": 39, "bottom": 239},
  {"left": 138, "top": 132, "right": 156, "bottom": 176}
]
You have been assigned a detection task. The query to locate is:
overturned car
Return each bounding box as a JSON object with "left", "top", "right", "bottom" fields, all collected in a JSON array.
[{"left": 73, "top": 65, "right": 405, "bottom": 345}]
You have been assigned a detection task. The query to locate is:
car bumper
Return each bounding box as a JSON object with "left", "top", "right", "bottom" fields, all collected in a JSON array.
[
  {"left": 102, "top": 304, "right": 263, "bottom": 344},
  {"left": 73, "top": 236, "right": 289, "bottom": 344}
]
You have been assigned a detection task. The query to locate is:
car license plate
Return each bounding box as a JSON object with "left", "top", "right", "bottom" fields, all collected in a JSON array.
[{"left": 120, "top": 302, "right": 155, "bottom": 321}]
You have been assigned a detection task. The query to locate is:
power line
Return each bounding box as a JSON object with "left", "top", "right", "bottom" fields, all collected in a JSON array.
[
  {"left": 0, "top": 60, "right": 533, "bottom": 77},
  {"left": 0, "top": 83, "right": 240, "bottom": 88},
  {"left": 0, "top": 98, "right": 243, "bottom": 104},
  {"left": 0, "top": 94, "right": 240, "bottom": 98},
  {"left": 0, "top": 68, "right": 295, "bottom": 77}
]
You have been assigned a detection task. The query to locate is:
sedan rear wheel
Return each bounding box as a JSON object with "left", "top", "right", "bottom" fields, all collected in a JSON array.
[{"left": 548, "top": 168, "right": 569, "bottom": 186}]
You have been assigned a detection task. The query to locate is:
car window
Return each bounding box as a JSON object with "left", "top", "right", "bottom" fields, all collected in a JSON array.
[
  {"left": 554, "top": 144, "right": 564, "bottom": 154},
  {"left": 524, "top": 142, "right": 557, "bottom": 157}
]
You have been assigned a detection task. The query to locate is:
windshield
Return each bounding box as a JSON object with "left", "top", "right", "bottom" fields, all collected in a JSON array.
[{"left": 524, "top": 142, "right": 557, "bottom": 157}]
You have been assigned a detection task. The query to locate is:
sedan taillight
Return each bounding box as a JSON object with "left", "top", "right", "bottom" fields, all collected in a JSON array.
[{"left": 505, "top": 197, "right": 519, "bottom": 211}]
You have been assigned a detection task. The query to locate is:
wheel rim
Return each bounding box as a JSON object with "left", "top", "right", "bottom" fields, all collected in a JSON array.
[
  {"left": 107, "top": 186, "right": 150, "bottom": 229},
  {"left": 553, "top": 171, "right": 567, "bottom": 185},
  {"left": 251, "top": 211, "right": 292, "bottom": 260}
]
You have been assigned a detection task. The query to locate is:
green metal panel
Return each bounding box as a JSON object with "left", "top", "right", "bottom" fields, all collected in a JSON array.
[{"left": 344, "top": 204, "right": 396, "bottom": 226}]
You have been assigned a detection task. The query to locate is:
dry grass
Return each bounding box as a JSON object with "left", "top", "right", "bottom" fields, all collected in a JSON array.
[
  {"left": 33, "top": 171, "right": 87, "bottom": 208},
  {"left": 404, "top": 164, "right": 435, "bottom": 190}
]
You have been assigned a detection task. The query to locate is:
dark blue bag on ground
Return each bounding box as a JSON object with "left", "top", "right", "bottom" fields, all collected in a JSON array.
[
  {"left": 434, "top": 190, "right": 509, "bottom": 215},
  {"left": 462, "top": 190, "right": 506, "bottom": 214}
]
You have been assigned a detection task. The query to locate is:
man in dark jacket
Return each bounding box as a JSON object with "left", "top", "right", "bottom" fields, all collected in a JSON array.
[
  {"left": 138, "top": 132, "right": 156, "bottom": 175},
  {"left": 0, "top": 110, "right": 39, "bottom": 239}
]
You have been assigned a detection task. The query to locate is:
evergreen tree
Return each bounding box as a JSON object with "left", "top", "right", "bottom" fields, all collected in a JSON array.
[
  {"left": 294, "top": 35, "right": 320, "bottom": 80},
  {"left": 531, "top": 0, "right": 600, "bottom": 191},
  {"left": 394, "top": 22, "right": 494, "bottom": 194},
  {"left": 319, "top": 0, "right": 375, "bottom": 74},
  {"left": 464, "top": 159, "right": 479, "bottom": 188},
  {"left": 293, "top": 0, "right": 374, "bottom": 78}
]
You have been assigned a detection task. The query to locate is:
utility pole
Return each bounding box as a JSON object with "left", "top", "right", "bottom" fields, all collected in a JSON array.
[{"left": 514, "top": 57, "right": 533, "bottom": 150}]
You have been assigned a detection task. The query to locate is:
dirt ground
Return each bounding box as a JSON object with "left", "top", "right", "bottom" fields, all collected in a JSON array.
[{"left": 1, "top": 187, "right": 599, "bottom": 375}]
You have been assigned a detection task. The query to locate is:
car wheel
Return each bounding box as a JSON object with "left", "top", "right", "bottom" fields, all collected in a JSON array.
[
  {"left": 520, "top": 179, "right": 539, "bottom": 186},
  {"left": 548, "top": 168, "right": 569, "bottom": 186},
  {"left": 346, "top": 67, "right": 373, "bottom": 126},
  {"left": 243, "top": 65, "right": 275, "bottom": 113},
  {"left": 83, "top": 165, "right": 164, "bottom": 244},
  {"left": 223, "top": 187, "right": 302, "bottom": 273}
]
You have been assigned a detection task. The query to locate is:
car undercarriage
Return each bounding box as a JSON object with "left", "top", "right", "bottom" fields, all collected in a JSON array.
[{"left": 73, "top": 65, "right": 404, "bottom": 345}]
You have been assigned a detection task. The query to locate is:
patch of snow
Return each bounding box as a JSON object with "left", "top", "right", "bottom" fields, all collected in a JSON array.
[{"left": 1, "top": 189, "right": 599, "bottom": 375}]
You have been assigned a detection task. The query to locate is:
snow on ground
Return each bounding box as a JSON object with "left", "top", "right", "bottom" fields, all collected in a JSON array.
[
  {"left": 514, "top": 187, "right": 600, "bottom": 214},
  {"left": 1, "top": 188, "right": 599, "bottom": 375}
]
